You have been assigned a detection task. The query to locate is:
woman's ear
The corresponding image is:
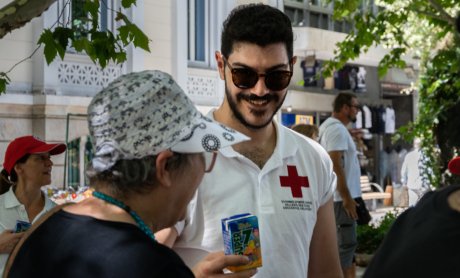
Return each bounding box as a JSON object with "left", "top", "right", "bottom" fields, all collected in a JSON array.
[
  {"left": 13, "top": 164, "right": 23, "bottom": 175},
  {"left": 156, "top": 150, "right": 175, "bottom": 188}
]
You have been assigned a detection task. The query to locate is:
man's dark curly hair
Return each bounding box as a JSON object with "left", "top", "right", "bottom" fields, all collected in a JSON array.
[
  {"left": 333, "top": 92, "right": 357, "bottom": 113},
  {"left": 220, "top": 4, "right": 294, "bottom": 60}
]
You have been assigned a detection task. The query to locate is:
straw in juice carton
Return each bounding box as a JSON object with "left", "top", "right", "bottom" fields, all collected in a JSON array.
[{"left": 221, "top": 213, "right": 262, "bottom": 272}]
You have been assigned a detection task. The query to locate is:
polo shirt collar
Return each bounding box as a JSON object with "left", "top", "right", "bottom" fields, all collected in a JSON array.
[
  {"left": 205, "top": 109, "right": 298, "bottom": 162},
  {"left": 4, "top": 186, "right": 21, "bottom": 209},
  {"left": 206, "top": 109, "right": 244, "bottom": 159},
  {"left": 274, "top": 120, "right": 298, "bottom": 160}
]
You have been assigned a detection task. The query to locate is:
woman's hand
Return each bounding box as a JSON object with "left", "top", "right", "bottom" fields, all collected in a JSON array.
[
  {"left": 0, "top": 230, "right": 23, "bottom": 254},
  {"left": 192, "top": 251, "right": 257, "bottom": 278}
]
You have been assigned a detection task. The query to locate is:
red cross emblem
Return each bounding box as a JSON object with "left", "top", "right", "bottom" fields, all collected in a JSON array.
[{"left": 279, "top": 165, "right": 309, "bottom": 198}]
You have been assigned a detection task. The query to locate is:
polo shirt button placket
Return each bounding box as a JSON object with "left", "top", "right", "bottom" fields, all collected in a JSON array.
[{"left": 19, "top": 205, "right": 28, "bottom": 220}]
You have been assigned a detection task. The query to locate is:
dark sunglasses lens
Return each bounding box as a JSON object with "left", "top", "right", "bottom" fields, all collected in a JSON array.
[
  {"left": 232, "top": 69, "right": 258, "bottom": 89},
  {"left": 266, "top": 71, "right": 292, "bottom": 90}
]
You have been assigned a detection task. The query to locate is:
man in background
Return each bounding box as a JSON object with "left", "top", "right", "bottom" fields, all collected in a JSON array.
[{"left": 319, "top": 92, "right": 362, "bottom": 278}]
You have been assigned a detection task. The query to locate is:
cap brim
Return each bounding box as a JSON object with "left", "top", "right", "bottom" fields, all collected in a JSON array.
[
  {"left": 448, "top": 156, "right": 460, "bottom": 176},
  {"left": 170, "top": 115, "right": 249, "bottom": 153},
  {"left": 30, "top": 143, "right": 67, "bottom": 156}
]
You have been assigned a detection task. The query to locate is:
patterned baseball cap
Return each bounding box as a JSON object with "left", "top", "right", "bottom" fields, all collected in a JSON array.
[{"left": 88, "top": 70, "right": 249, "bottom": 172}]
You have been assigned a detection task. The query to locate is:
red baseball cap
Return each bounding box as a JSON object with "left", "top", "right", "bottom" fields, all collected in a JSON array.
[
  {"left": 3, "top": 135, "right": 66, "bottom": 175},
  {"left": 448, "top": 156, "right": 460, "bottom": 176}
]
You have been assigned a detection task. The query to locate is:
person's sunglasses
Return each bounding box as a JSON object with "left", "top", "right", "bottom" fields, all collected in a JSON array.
[
  {"left": 223, "top": 57, "right": 293, "bottom": 91},
  {"left": 348, "top": 103, "right": 361, "bottom": 110}
]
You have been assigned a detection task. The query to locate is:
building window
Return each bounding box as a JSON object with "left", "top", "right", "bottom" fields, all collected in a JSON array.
[
  {"left": 284, "top": 0, "right": 373, "bottom": 33},
  {"left": 71, "top": 0, "right": 89, "bottom": 39},
  {"left": 188, "top": 0, "right": 211, "bottom": 68},
  {"left": 57, "top": 0, "right": 118, "bottom": 41}
]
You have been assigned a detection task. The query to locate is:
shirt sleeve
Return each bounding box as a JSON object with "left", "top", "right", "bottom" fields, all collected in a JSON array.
[
  {"left": 315, "top": 143, "right": 337, "bottom": 206},
  {"left": 174, "top": 220, "right": 185, "bottom": 235},
  {"left": 321, "top": 161, "right": 336, "bottom": 206},
  {"left": 323, "top": 125, "right": 348, "bottom": 152}
]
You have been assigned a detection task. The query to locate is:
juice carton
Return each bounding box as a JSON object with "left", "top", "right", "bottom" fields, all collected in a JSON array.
[{"left": 221, "top": 213, "right": 262, "bottom": 272}]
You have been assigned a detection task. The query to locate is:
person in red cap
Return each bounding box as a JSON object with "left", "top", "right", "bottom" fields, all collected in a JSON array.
[{"left": 0, "top": 135, "right": 66, "bottom": 276}]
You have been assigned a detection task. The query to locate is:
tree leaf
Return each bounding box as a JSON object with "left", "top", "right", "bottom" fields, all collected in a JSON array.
[
  {"left": 73, "top": 38, "right": 88, "bottom": 52},
  {"left": 130, "top": 24, "right": 150, "bottom": 51},
  {"left": 121, "top": 0, "right": 137, "bottom": 8},
  {"left": 115, "top": 52, "right": 127, "bottom": 64},
  {"left": 38, "top": 29, "right": 58, "bottom": 64},
  {"left": 118, "top": 25, "right": 130, "bottom": 45},
  {"left": 53, "top": 27, "right": 73, "bottom": 60},
  {"left": 84, "top": 0, "right": 99, "bottom": 21},
  {"left": 0, "top": 73, "right": 10, "bottom": 95}
]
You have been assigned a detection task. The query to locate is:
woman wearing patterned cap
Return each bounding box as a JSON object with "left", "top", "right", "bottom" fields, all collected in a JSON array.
[
  {"left": 5, "top": 71, "right": 255, "bottom": 278},
  {"left": 0, "top": 136, "right": 66, "bottom": 276}
]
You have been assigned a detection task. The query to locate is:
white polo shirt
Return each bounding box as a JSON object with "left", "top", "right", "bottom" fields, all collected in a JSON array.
[
  {"left": 319, "top": 117, "right": 362, "bottom": 201},
  {"left": 0, "top": 186, "right": 56, "bottom": 276},
  {"left": 174, "top": 118, "right": 336, "bottom": 277}
]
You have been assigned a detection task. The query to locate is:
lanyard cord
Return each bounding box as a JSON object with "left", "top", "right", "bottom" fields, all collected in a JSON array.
[{"left": 92, "top": 191, "right": 156, "bottom": 241}]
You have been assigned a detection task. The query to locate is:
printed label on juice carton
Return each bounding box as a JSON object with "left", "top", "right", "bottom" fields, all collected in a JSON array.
[{"left": 221, "top": 213, "right": 262, "bottom": 272}]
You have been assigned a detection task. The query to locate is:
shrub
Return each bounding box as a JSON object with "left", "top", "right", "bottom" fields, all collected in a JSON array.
[{"left": 356, "top": 209, "right": 399, "bottom": 254}]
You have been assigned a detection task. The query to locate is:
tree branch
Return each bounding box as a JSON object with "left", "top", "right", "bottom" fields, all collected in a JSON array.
[
  {"left": 0, "top": 0, "right": 57, "bottom": 39},
  {"left": 409, "top": 7, "right": 452, "bottom": 25},
  {"left": 426, "top": 0, "right": 456, "bottom": 26},
  {"left": 5, "top": 44, "right": 40, "bottom": 74}
]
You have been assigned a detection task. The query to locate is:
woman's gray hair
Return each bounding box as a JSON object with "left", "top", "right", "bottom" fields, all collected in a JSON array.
[{"left": 87, "top": 152, "right": 192, "bottom": 198}]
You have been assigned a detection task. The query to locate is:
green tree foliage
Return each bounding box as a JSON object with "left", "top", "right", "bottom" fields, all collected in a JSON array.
[
  {"left": 326, "top": 0, "right": 460, "bottom": 187},
  {"left": 404, "top": 45, "right": 460, "bottom": 187},
  {"left": 356, "top": 209, "right": 399, "bottom": 254},
  {"left": 0, "top": 0, "right": 150, "bottom": 94}
]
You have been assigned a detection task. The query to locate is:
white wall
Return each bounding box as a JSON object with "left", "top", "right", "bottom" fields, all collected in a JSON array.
[
  {"left": 0, "top": 0, "right": 191, "bottom": 188},
  {"left": 143, "top": 1, "right": 175, "bottom": 73},
  {"left": 0, "top": 16, "right": 36, "bottom": 93}
]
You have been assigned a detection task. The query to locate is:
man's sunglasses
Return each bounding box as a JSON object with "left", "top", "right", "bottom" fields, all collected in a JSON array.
[{"left": 223, "top": 57, "right": 293, "bottom": 91}]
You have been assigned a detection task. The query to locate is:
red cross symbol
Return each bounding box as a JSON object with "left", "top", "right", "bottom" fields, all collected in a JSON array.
[{"left": 279, "top": 165, "right": 309, "bottom": 198}]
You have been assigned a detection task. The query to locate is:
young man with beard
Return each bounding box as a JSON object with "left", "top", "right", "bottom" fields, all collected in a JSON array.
[
  {"left": 318, "top": 92, "right": 362, "bottom": 278},
  {"left": 156, "top": 3, "right": 342, "bottom": 278}
]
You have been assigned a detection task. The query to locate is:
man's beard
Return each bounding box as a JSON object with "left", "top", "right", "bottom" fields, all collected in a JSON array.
[
  {"left": 224, "top": 80, "right": 286, "bottom": 130},
  {"left": 349, "top": 114, "right": 357, "bottom": 123}
]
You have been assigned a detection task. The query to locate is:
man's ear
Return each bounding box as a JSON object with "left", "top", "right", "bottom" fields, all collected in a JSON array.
[
  {"left": 290, "top": 56, "right": 297, "bottom": 67},
  {"left": 215, "top": 51, "right": 225, "bottom": 80},
  {"left": 156, "top": 150, "right": 175, "bottom": 188}
]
